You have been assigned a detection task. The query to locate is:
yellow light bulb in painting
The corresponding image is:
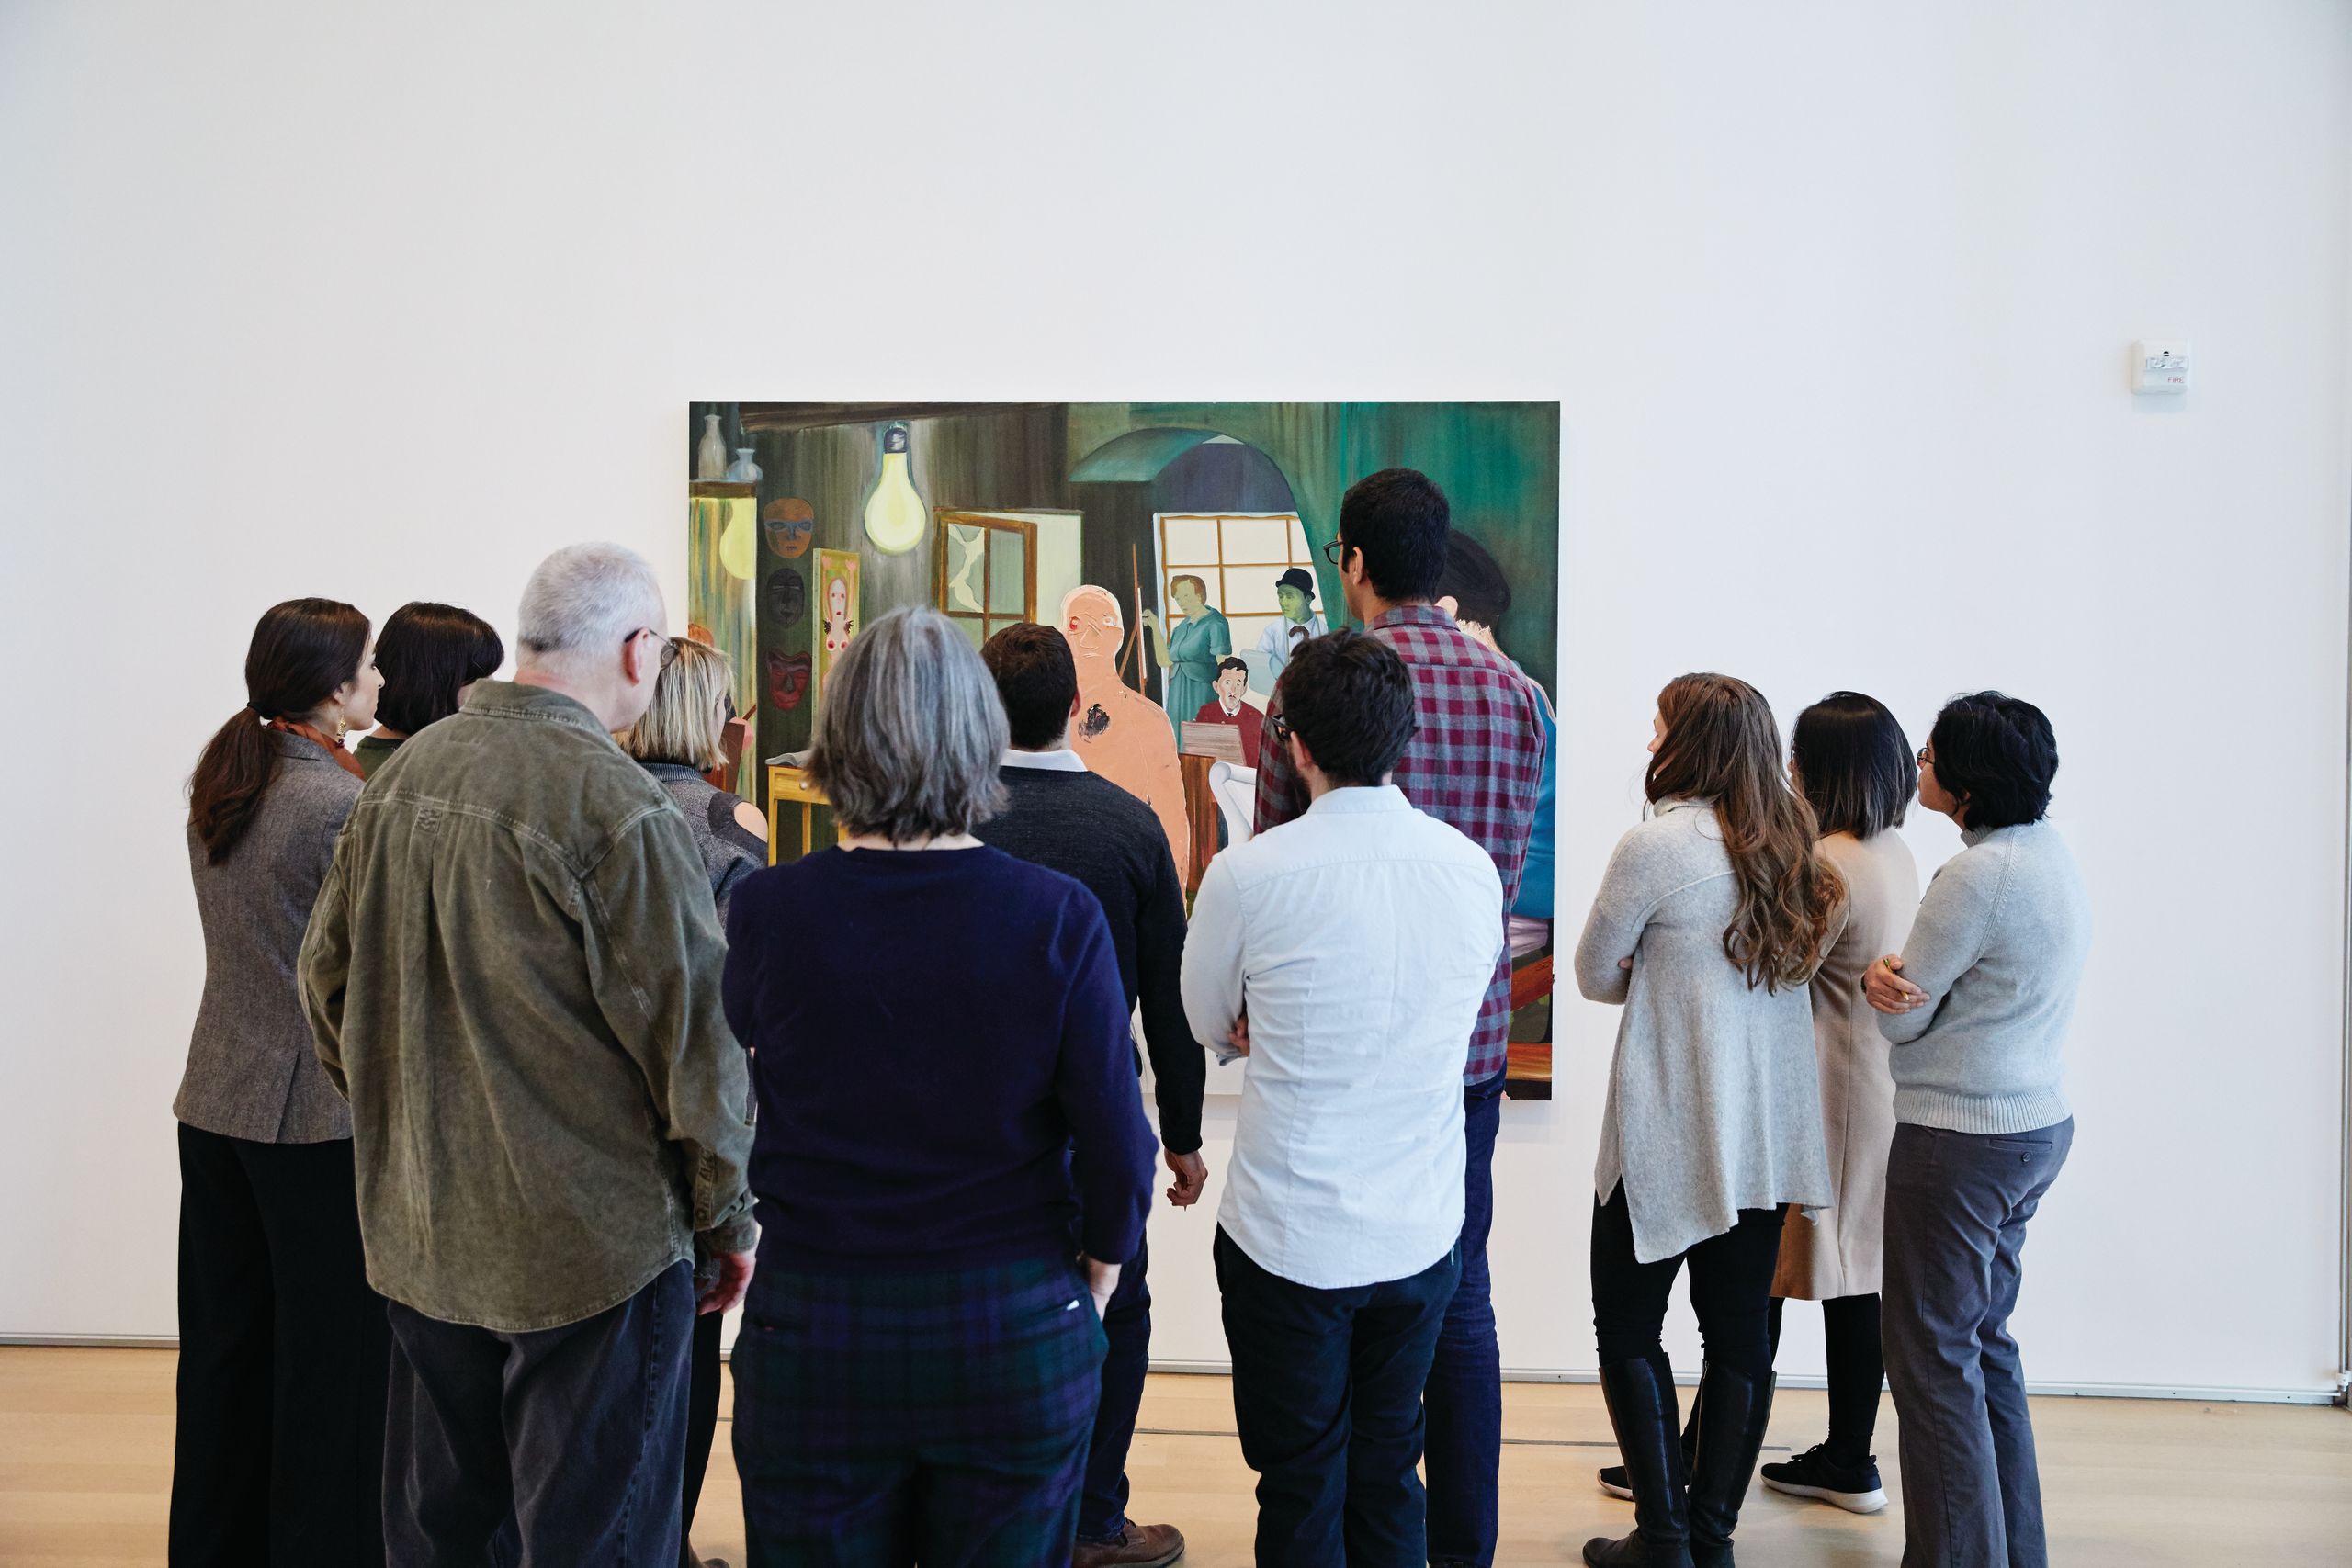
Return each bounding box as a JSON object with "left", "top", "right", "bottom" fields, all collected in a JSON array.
[
  {"left": 717, "top": 498, "right": 758, "bottom": 581},
  {"left": 862, "top": 423, "right": 927, "bottom": 555}
]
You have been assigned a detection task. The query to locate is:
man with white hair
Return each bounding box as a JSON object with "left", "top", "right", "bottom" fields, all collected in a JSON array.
[{"left": 301, "top": 542, "right": 756, "bottom": 1565}]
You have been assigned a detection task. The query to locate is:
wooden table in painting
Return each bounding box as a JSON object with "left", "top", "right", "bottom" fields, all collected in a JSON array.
[
  {"left": 1176, "top": 754, "right": 1223, "bottom": 896},
  {"left": 765, "top": 764, "right": 837, "bottom": 864}
]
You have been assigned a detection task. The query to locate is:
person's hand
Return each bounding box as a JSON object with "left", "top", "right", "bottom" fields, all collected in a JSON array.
[
  {"left": 1227, "top": 1013, "right": 1252, "bottom": 1058},
  {"left": 1165, "top": 1149, "right": 1208, "bottom": 1208},
  {"left": 1619, "top": 957, "right": 1633, "bottom": 971},
  {"left": 697, "top": 1249, "right": 755, "bottom": 1315},
  {"left": 1864, "top": 954, "right": 1928, "bottom": 1015},
  {"left": 1081, "top": 1255, "right": 1122, "bottom": 1320}
]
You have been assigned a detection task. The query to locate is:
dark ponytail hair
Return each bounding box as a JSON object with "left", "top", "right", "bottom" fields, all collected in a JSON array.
[{"left": 188, "top": 599, "right": 370, "bottom": 863}]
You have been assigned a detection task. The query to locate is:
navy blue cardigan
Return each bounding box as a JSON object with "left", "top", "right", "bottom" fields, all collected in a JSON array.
[{"left": 722, "top": 844, "right": 1155, "bottom": 1273}]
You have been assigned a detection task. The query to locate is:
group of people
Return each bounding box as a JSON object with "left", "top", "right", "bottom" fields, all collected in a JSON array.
[{"left": 171, "top": 467, "right": 2089, "bottom": 1568}]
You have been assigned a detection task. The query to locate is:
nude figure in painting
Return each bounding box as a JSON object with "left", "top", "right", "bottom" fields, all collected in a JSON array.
[{"left": 1058, "top": 585, "right": 1191, "bottom": 872}]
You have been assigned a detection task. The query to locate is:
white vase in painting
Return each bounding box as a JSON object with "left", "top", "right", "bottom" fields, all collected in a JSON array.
[
  {"left": 724, "top": 447, "right": 763, "bottom": 483},
  {"left": 695, "top": 413, "right": 729, "bottom": 481}
]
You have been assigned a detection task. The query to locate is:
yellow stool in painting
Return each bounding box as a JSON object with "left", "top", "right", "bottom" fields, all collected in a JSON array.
[{"left": 765, "top": 764, "right": 840, "bottom": 864}]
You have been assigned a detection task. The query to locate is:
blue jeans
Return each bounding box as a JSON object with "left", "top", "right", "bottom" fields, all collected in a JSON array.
[
  {"left": 1424, "top": 1067, "right": 1505, "bottom": 1566},
  {"left": 1883, "top": 1119, "right": 2074, "bottom": 1568},
  {"left": 1077, "top": 1232, "right": 1153, "bottom": 1542},
  {"left": 385, "top": 1261, "right": 693, "bottom": 1568},
  {"left": 1217, "top": 1227, "right": 1461, "bottom": 1568}
]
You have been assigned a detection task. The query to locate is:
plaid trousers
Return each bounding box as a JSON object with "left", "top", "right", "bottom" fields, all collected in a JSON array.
[{"left": 732, "top": 1257, "right": 1108, "bottom": 1568}]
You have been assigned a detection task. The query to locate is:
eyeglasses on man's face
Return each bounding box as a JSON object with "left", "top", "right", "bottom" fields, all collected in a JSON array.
[
  {"left": 1321, "top": 538, "right": 1349, "bottom": 567},
  {"left": 1267, "top": 714, "right": 1293, "bottom": 747},
  {"left": 627, "top": 627, "right": 680, "bottom": 671}
]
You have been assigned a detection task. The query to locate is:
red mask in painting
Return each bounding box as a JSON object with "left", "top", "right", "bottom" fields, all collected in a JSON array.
[{"left": 764, "top": 650, "right": 813, "bottom": 713}]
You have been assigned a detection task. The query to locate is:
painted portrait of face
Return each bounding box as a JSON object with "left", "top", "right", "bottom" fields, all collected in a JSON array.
[
  {"left": 1276, "top": 582, "right": 1309, "bottom": 622},
  {"left": 764, "top": 567, "right": 807, "bottom": 629},
  {"left": 763, "top": 650, "right": 813, "bottom": 712},
  {"left": 826, "top": 576, "right": 850, "bottom": 626},
  {"left": 763, "top": 498, "right": 816, "bottom": 559},
  {"left": 1059, "top": 586, "right": 1123, "bottom": 668},
  {"left": 1215, "top": 662, "right": 1249, "bottom": 702}
]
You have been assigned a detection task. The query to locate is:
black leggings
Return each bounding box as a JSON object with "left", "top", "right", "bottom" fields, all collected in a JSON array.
[
  {"left": 1768, "top": 1292, "right": 1884, "bottom": 1461},
  {"left": 1590, "top": 1186, "right": 1782, "bottom": 1376}
]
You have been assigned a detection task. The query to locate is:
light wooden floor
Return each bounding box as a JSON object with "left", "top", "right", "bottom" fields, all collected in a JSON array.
[{"left": 4, "top": 1347, "right": 2348, "bottom": 1566}]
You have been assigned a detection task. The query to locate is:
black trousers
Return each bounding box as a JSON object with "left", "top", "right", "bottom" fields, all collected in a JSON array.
[
  {"left": 680, "top": 1303, "right": 725, "bottom": 1561},
  {"left": 1216, "top": 1227, "right": 1461, "bottom": 1568},
  {"left": 170, "top": 1123, "right": 390, "bottom": 1568},
  {"left": 1589, "top": 1186, "right": 1782, "bottom": 1376},
  {"left": 387, "top": 1261, "right": 694, "bottom": 1568}
]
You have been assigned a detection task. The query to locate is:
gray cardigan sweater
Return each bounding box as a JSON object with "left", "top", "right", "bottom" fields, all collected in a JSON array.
[
  {"left": 175, "top": 732, "right": 363, "bottom": 1143},
  {"left": 1879, "top": 818, "right": 2090, "bottom": 1134},
  {"left": 1574, "top": 799, "right": 1834, "bottom": 1263}
]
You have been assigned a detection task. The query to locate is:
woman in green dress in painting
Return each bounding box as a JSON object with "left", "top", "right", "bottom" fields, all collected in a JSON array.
[{"left": 1136, "top": 574, "right": 1231, "bottom": 743}]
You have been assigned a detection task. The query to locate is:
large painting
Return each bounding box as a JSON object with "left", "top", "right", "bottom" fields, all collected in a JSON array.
[{"left": 686, "top": 401, "right": 1561, "bottom": 1098}]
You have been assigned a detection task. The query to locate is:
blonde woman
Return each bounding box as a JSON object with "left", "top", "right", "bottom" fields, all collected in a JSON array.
[
  {"left": 625, "top": 637, "right": 769, "bottom": 922},
  {"left": 622, "top": 636, "right": 766, "bottom": 1568}
]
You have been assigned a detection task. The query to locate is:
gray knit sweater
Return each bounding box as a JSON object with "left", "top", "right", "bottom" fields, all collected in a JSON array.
[
  {"left": 1879, "top": 819, "right": 2090, "bottom": 1134},
  {"left": 1574, "top": 798, "right": 1833, "bottom": 1263}
]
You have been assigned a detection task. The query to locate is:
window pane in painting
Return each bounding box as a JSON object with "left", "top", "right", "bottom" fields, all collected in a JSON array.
[
  {"left": 952, "top": 617, "right": 985, "bottom": 650},
  {"left": 1161, "top": 516, "right": 1221, "bottom": 564},
  {"left": 1224, "top": 563, "right": 1289, "bottom": 615},
  {"left": 944, "top": 525, "right": 986, "bottom": 614},
  {"left": 988, "top": 529, "right": 1026, "bottom": 615},
  {"left": 1227, "top": 614, "right": 1282, "bottom": 652},
  {"left": 1220, "top": 514, "right": 1293, "bottom": 563}
]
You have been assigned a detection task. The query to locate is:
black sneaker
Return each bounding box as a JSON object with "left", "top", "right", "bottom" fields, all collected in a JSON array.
[{"left": 1759, "top": 1444, "right": 1887, "bottom": 1514}]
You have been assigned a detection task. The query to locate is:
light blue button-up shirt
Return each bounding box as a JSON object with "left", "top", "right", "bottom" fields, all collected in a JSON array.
[{"left": 1181, "top": 784, "right": 1503, "bottom": 1290}]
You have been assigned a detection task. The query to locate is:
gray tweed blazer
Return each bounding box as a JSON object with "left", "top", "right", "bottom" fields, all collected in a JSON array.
[{"left": 175, "top": 731, "right": 362, "bottom": 1143}]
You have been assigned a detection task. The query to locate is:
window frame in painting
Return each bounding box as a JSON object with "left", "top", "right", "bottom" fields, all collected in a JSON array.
[
  {"left": 1153, "top": 511, "right": 1314, "bottom": 653},
  {"left": 933, "top": 511, "right": 1039, "bottom": 649}
]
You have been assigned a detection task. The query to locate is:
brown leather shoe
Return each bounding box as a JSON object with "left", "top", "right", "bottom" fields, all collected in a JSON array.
[{"left": 1071, "top": 1522, "right": 1185, "bottom": 1567}]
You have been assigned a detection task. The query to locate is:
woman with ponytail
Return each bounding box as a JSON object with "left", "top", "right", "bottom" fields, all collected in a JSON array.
[
  {"left": 172, "top": 598, "right": 390, "bottom": 1566},
  {"left": 1571, "top": 673, "right": 1845, "bottom": 1568}
]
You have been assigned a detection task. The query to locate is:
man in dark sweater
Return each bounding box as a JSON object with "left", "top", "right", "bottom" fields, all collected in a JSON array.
[{"left": 978, "top": 622, "right": 1205, "bottom": 1568}]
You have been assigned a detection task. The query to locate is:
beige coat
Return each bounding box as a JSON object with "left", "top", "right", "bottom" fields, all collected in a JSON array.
[{"left": 1774, "top": 829, "right": 1918, "bottom": 1301}]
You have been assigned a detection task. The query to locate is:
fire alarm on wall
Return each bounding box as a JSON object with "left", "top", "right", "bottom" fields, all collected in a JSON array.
[{"left": 2132, "top": 341, "right": 2191, "bottom": 395}]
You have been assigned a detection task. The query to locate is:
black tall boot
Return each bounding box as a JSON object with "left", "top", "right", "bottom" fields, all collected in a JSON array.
[
  {"left": 1597, "top": 1369, "right": 1702, "bottom": 1498},
  {"left": 1583, "top": 1353, "right": 1695, "bottom": 1568},
  {"left": 1686, "top": 1364, "right": 1776, "bottom": 1568}
]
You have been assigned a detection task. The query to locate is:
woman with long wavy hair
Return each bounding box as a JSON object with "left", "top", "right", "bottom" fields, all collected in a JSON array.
[
  {"left": 174, "top": 597, "right": 390, "bottom": 1567},
  {"left": 1572, "top": 673, "right": 1845, "bottom": 1568}
]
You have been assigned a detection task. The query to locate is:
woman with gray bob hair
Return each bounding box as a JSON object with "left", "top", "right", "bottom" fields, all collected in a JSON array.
[
  {"left": 720, "top": 601, "right": 1157, "bottom": 1561},
  {"left": 807, "top": 605, "right": 1009, "bottom": 841}
]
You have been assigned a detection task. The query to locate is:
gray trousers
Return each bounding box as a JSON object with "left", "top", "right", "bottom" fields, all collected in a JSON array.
[{"left": 1883, "top": 1118, "right": 2073, "bottom": 1568}]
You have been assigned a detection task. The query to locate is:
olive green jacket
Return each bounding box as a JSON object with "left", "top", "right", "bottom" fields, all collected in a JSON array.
[{"left": 300, "top": 680, "right": 757, "bottom": 1331}]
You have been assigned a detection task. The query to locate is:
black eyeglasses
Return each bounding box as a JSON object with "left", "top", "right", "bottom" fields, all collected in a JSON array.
[
  {"left": 1916, "top": 747, "right": 1933, "bottom": 768},
  {"left": 1267, "top": 714, "right": 1292, "bottom": 746},
  {"left": 1321, "top": 538, "right": 1348, "bottom": 566},
  {"left": 628, "top": 628, "right": 680, "bottom": 671}
]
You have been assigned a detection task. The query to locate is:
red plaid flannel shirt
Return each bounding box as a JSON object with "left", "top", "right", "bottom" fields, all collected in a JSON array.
[{"left": 1254, "top": 604, "right": 1549, "bottom": 1083}]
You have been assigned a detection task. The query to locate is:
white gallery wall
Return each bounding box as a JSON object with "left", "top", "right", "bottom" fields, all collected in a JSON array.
[{"left": 1, "top": 2, "right": 2346, "bottom": 1397}]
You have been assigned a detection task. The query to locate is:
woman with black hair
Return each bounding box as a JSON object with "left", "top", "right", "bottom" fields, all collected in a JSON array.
[
  {"left": 1760, "top": 692, "right": 1919, "bottom": 1511},
  {"left": 1865, "top": 691, "right": 2089, "bottom": 1568},
  {"left": 354, "top": 600, "right": 504, "bottom": 778},
  {"left": 175, "top": 598, "right": 390, "bottom": 1565}
]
